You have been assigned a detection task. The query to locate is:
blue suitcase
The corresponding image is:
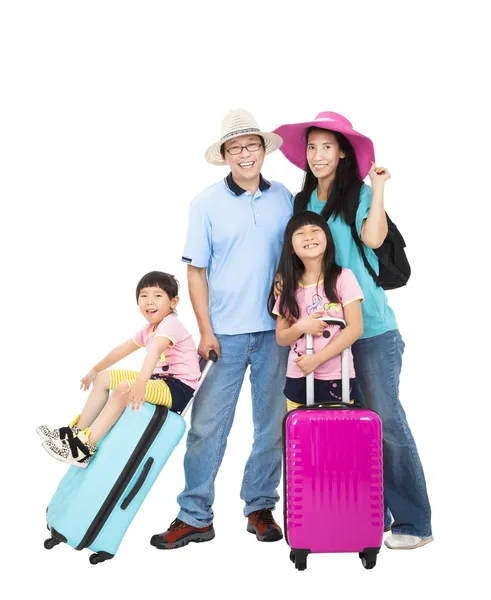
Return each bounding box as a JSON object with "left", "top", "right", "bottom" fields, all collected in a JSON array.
[{"left": 44, "top": 353, "right": 216, "bottom": 564}]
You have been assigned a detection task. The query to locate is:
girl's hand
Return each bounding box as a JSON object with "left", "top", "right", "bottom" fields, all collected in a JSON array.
[
  {"left": 294, "top": 354, "right": 321, "bottom": 376},
  {"left": 368, "top": 161, "right": 391, "bottom": 185},
  {"left": 298, "top": 312, "right": 327, "bottom": 336},
  {"left": 126, "top": 381, "right": 146, "bottom": 410},
  {"left": 80, "top": 369, "right": 98, "bottom": 391}
]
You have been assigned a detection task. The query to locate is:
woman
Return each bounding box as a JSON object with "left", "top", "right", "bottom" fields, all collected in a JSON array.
[{"left": 273, "top": 112, "right": 433, "bottom": 550}]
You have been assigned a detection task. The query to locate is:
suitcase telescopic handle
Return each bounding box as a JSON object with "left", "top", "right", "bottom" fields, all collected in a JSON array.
[
  {"left": 305, "top": 318, "right": 350, "bottom": 406},
  {"left": 180, "top": 350, "right": 218, "bottom": 418}
]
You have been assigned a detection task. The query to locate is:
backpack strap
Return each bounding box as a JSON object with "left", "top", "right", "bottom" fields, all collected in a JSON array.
[{"left": 350, "top": 223, "right": 383, "bottom": 287}]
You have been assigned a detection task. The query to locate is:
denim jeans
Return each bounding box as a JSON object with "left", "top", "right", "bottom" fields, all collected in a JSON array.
[
  {"left": 352, "top": 329, "right": 432, "bottom": 537},
  {"left": 177, "top": 331, "right": 289, "bottom": 527}
]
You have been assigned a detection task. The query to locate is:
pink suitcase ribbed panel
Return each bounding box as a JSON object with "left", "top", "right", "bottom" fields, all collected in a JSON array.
[{"left": 285, "top": 408, "right": 383, "bottom": 553}]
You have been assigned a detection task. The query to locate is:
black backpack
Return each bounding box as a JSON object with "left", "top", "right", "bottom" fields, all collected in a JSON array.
[
  {"left": 293, "top": 195, "right": 411, "bottom": 290},
  {"left": 347, "top": 213, "right": 411, "bottom": 290}
]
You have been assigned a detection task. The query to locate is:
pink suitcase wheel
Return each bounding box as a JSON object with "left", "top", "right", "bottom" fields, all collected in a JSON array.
[{"left": 359, "top": 551, "right": 378, "bottom": 569}]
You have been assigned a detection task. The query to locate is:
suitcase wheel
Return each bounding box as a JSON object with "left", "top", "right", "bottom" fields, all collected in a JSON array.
[
  {"left": 89, "top": 552, "right": 114, "bottom": 565},
  {"left": 290, "top": 549, "right": 309, "bottom": 571},
  {"left": 359, "top": 552, "right": 377, "bottom": 570},
  {"left": 44, "top": 538, "right": 60, "bottom": 550}
]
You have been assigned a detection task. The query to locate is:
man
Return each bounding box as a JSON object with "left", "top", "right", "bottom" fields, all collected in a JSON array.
[{"left": 150, "top": 109, "right": 292, "bottom": 549}]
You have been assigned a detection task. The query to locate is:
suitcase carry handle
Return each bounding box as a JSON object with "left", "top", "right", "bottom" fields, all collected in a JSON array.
[
  {"left": 180, "top": 350, "right": 218, "bottom": 418},
  {"left": 306, "top": 318, "right": 350, "bottom": 406},
  {"left": 120, "top": 457, "right": 154, "bottom": 510}
]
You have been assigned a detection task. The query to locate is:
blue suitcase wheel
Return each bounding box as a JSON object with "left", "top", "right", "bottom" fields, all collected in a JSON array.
[
  {"left": 44, "top": 538, "right": 60, "bottom": 550},
  {"left": 89, "top": 552, "right": 114, "bottom": 565}
]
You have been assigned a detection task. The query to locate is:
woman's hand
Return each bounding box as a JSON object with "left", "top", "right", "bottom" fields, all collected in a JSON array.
[
  {"left": 294, "top": 354, "right": 321, "bottom": 376},
  {"left": 126, "top": 380, "right": 146, "bottom": 410},
  {"left": 368, "top": 161, "right": 391, "bottom": 185},
  {"left": 297, "top": 312, "right": 327, "bottom": 336},
  {"left": 274, "top": 274, "right": 284, "bottom": 299},
  {"left": 80, "top": 369, "right": 98, "bottom": 391}
]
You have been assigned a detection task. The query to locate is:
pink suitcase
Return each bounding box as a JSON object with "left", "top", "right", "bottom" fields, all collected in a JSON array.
[{"left": 283, "top": 318, "right": 384, "bottom": 571}]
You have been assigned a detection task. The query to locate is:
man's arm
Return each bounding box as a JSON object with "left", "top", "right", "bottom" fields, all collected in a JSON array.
[{"left": 187, "top": 265, "right": 221, "bottom": 358}]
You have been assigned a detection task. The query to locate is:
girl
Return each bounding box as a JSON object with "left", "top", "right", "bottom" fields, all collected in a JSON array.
[
  {"left": 270, "top": 211, "right": 364, "bottom": 411},
  {"left": 273, "top": 112, "right": 433, "bottom": 550},
  {"left": 37, "top": 271, "right": 200, "bottom": 469}
]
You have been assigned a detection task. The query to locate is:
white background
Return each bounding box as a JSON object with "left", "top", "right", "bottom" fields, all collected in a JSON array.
[{"left": 1, "top": 1, "right": 489, "bottom": 598}]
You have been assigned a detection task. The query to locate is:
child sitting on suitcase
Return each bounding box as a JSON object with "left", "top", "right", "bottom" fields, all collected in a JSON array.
[
  {"left": 270, "top": 212, "right": 363, "bottom": 410},
  {"left": 37, "top": 271, "right": 201, "bottom": 468}
]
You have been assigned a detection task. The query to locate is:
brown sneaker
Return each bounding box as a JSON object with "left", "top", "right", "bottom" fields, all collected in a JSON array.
[
  {"left": 246, "top": 509, "right": 283, "bottom": 542},
  {"left": 150, "top": 518, "right": 215, "bottom": 550}
]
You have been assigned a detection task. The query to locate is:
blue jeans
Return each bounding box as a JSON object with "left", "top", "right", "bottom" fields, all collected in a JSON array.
[
  {"left": 177, "top": 331, "right": 289, "bottom": 528},
  {"left": 352, "top": 329, "right": 432, "bottom": 537}
]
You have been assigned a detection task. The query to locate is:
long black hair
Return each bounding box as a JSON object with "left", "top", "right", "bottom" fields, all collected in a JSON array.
[
  {"left": 268, "top": 211, "right": 342, "bottom": 321},
  {"left": 293, "top": 127, "right": 363, "bottom": 223}
]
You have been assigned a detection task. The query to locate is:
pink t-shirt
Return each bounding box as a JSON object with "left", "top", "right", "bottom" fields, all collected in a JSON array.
[
  {"left": 133, "top": 313, "right": 200, "bottom": 389},
  {"left": 273, "top": 268, "right": 364, "bottom": 380}
]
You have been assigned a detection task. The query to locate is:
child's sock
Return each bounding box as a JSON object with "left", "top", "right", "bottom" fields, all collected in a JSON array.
[{"left": 77, "top": 428, "right": 97, "bottom": 455}]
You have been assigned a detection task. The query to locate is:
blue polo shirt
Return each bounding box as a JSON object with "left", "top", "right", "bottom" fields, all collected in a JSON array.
[
  {"left": 307, "top": 183, "right": 398, "bottom": 339},
  {"left": 182, "top": 174, "right": 293, "bottom": 335}
]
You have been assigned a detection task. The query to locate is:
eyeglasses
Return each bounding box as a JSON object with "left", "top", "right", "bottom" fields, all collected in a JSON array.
[{"left": 225, "top": 142, "right": 263, "bottom": 155}]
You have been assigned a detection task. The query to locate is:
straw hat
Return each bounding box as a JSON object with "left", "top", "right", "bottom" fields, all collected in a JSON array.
[{"left": 205, "top": 108, "right": 283, "bottom": 166}]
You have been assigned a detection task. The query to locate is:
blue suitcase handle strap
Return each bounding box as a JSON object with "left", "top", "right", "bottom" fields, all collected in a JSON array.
[{"left": 120, "top": 457, "right": 154, "bottom": 510}]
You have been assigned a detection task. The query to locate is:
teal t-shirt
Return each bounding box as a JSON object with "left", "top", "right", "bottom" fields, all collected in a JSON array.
[{"left": 306, "top": 184, "right": 398, "bottom": 339}]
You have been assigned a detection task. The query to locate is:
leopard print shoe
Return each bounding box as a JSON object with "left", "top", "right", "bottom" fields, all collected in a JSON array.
[
  {"left": 42, "top": 429, "right": 96, "bottom": 469},
  {"left": 36, "top": 415, "right": 81, "bottom": 442}
]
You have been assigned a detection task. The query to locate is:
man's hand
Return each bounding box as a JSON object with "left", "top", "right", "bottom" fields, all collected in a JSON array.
[
  {"left": 294, "top": 354, "right": 321, "bottom": 376},
  {"left": 198, "top": 330, "right": 221, "bottom": 360}
]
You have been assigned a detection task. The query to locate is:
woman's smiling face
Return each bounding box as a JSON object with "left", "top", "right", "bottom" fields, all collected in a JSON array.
[{"left": 306, "top": 129, "right": 345, "bottom": 180}]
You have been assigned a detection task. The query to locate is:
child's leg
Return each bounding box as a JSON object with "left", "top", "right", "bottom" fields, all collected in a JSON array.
[
  {"left": 77, "top": 369, "right": 142, "bottom": 430},
  {"left": 77, "top": 370, "right": 112, "bottom": 430},
  {"left": 87, "top": 376, "right": 172, "bottom": 443},
  {"left": 87, "top": 381, "right": 129, "bottom": 443},
  {"left": 42, "top": 375, "right": 171, "bottom": 467},
  {"left": 36, "top": 370, "right": 113, "bottom": 442}
]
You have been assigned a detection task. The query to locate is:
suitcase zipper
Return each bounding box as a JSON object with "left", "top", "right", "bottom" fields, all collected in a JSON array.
[{"left": 76, "top": 405, "right": 168, "bottom": 550}]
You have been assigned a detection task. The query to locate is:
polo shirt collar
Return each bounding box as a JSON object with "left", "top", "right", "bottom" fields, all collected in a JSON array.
[{"left": 225, "top": 172, "right": 271, "bottom": 196}]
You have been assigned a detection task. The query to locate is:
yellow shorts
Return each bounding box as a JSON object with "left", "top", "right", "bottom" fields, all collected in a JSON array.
[
  {"left": 109, "top": 369, "right": 172, "bottom": 408},
  {"left": 286, "top": 399, "right": 302, "bottom": 412}
]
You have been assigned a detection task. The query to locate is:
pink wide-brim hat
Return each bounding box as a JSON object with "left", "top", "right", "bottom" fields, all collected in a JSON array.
[{"left": 273, "top": 111, "right": 375, "bottom": 179}]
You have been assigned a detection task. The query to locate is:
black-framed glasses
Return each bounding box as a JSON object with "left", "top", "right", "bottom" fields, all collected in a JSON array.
[{"left": 225, "top": 142, "right": 263, "bottom": 155}]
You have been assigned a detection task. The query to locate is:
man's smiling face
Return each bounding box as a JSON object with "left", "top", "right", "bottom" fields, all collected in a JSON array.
[{"left": 223, "top": 134, "right": 265, "bottom": 183}]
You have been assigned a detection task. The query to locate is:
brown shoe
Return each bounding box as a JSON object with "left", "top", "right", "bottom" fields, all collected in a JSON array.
[
  {"left": 150, "top": 518, "right": 215, "bottom": 550},
  {"left": 246, "top": 509, "right": 283, "bottom": 542}
]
